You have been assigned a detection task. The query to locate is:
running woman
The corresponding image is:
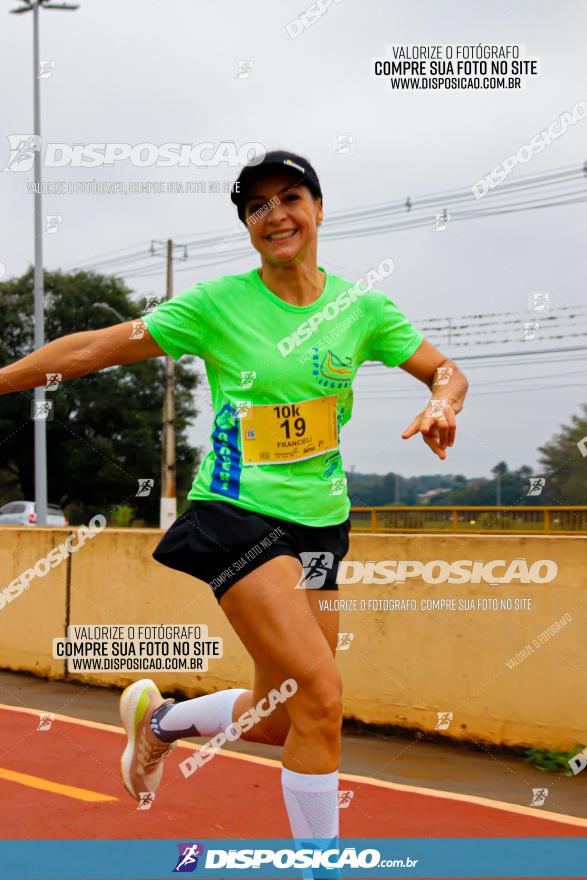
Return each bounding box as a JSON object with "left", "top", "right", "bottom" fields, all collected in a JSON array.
[{"left": 0, "top": 150, "right": 468, "bottom": 861}]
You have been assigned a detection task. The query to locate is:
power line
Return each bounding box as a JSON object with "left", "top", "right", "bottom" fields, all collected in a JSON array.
[
  {"left": 356, "top": 381, "right": 587, "bottom": 400},
  {"left": 360, "top": 355, "right": 587, "bottom": 375},
  {"left": 61, "top": 161, "right": 587, "bottom": 277},
  {"left": 122, "top": 189, "right": 587, "bottom": 278},
  {"left": 357, "top": 367, "right": 587, "bottom": 391},
  {"left": 321, "top": 163, "right": 585, "bottom": 224},
  {"left": 359, "top": 344, "right": 587, "bottom": 365}
]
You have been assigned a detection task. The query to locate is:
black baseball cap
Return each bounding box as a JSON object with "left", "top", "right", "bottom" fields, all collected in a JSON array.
[{"left": 230, "top": 149, "right": 323, "bottom": 224}]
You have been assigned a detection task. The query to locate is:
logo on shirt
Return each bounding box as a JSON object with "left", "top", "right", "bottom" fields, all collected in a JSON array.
[
  {"left": 312, "top": 347, "right": 353, "bottom": 389},
  {"left": 210, "top": 403, "right": 242, "bottom": 499},
  {"left": 321, "top": 450, "right": 340, "bottom": 480}
]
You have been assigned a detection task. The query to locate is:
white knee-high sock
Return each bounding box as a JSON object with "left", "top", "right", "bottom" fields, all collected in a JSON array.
[
  {"left": 151, "top": 688, "right": 247, "bottom": 742},
  {"left": 281, "top": 767, "right": 339, "bottom": 838},
  {"left": 281, "top": 768, "right": 340, "bottom": 879}
]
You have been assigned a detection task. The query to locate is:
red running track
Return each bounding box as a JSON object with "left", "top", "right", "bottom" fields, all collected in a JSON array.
[{"left": 0, "top": 704, "right": 585, "bottom": 878}]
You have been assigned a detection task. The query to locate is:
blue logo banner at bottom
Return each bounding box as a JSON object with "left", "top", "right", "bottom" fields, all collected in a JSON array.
[{"left": 0, "top": 837, "right": 586, "bottom": 879}]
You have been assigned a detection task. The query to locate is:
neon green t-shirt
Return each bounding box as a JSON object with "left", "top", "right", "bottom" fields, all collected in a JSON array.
[{"left": 143, "top": 266, "right": 423, "bottom": 527}]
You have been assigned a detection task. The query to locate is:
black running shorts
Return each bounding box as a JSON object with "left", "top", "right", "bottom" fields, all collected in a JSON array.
[{"left": 151, "top": 499, "right": 351, "bottom": 602}]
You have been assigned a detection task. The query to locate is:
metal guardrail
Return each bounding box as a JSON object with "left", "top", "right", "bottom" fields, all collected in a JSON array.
[{"left": 349, "top": 506, "right": 587, "bottom": 534}]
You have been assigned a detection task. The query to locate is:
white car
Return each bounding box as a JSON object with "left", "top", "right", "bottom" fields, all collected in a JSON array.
[{"left": 0, "top": 501, "right": 69, "bottom": 526}]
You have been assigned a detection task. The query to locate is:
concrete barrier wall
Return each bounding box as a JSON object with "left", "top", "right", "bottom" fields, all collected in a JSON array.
[
  {"left": 0, "top": 526, "right": 585, "bottom": 750},
  {"left": 0, "top": 528, "right": 69, "bottom": 679}
]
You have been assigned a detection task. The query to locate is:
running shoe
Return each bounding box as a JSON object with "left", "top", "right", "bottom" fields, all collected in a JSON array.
[{"left": 119, "top": 678, "right": 177, "bottom": 800}]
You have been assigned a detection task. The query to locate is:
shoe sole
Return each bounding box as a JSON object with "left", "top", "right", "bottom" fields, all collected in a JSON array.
[{"left": 119, "top": 677, "right": 158, "bottom": 800}]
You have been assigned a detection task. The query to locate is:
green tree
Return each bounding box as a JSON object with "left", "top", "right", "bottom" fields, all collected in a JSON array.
[
  {"left": 427, "top": 464, "right": 540, "bottom": 506},
  {"left": 537, "top": 404, "right": 587, "bottom": 504},
  {"left": 0, "top": 267, "right": 201, "bottom": 525}
]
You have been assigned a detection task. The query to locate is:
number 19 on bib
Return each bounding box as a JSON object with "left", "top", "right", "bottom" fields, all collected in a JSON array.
[{"left": 239, "top": 394, "right": 339, "bottom": 465}]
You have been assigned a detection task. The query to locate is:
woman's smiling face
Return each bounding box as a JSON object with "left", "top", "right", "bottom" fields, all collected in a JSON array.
[{"left": 243, "top": 170, "right": 323, "bottom": 266}]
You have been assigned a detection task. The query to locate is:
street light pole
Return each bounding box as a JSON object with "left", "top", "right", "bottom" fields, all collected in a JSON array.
[
  {"left": 10, "top": 0, "right": 79, "bottom": 526},
  {"left": 31, "top": 1, "right": 47, "bottom": 527},
  {"left": 161, "top": 238, "right": 177, "bottom": 529}
]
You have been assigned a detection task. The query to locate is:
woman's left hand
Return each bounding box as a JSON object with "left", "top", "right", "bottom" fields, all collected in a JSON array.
[{"left": 401, "top": 398, "right": 456, "bottom": 460}]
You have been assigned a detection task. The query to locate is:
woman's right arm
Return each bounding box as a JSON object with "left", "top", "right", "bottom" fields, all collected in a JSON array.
[{"left": 0, "top": 321, "right": 166, "bottom": 396}]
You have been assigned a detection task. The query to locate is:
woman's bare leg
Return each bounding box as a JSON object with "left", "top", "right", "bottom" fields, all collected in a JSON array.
[
  {"left": 232, "top": 584, "right": 340, "bottom": 747},
  {"left": 219, "top": 554, "right": 342, "bottom": 773},
  {"left": 147, "top": 558, "right": 340, "bottom": 753}
]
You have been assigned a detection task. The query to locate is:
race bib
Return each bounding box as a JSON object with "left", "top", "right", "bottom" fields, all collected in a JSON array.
[{"left": 239, "top": 394, "right": 338, "bottom": 465}]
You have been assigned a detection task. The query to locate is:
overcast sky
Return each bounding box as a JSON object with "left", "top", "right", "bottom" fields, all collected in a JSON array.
[{"left": 2, "top": 0, "right": 586, "bottom": 483}]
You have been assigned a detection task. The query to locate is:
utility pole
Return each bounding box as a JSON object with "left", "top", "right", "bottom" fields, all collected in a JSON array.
[
  {"left": 161, "top": 239, "right": 176, "bottom": 528},
  {"left": 11, "top": 0, "right": 79, "bottom": 526},
  {"left": 151, "top": 239, "right": 187, "bottom": 528},
  {"left": 496, "top": 469, "right": 501, "bottom": 506}
]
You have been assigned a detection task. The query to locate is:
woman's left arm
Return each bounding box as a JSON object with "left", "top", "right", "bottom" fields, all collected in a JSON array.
[{"left": 398, "top": 339, "right": 469, "bottom": 460}]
